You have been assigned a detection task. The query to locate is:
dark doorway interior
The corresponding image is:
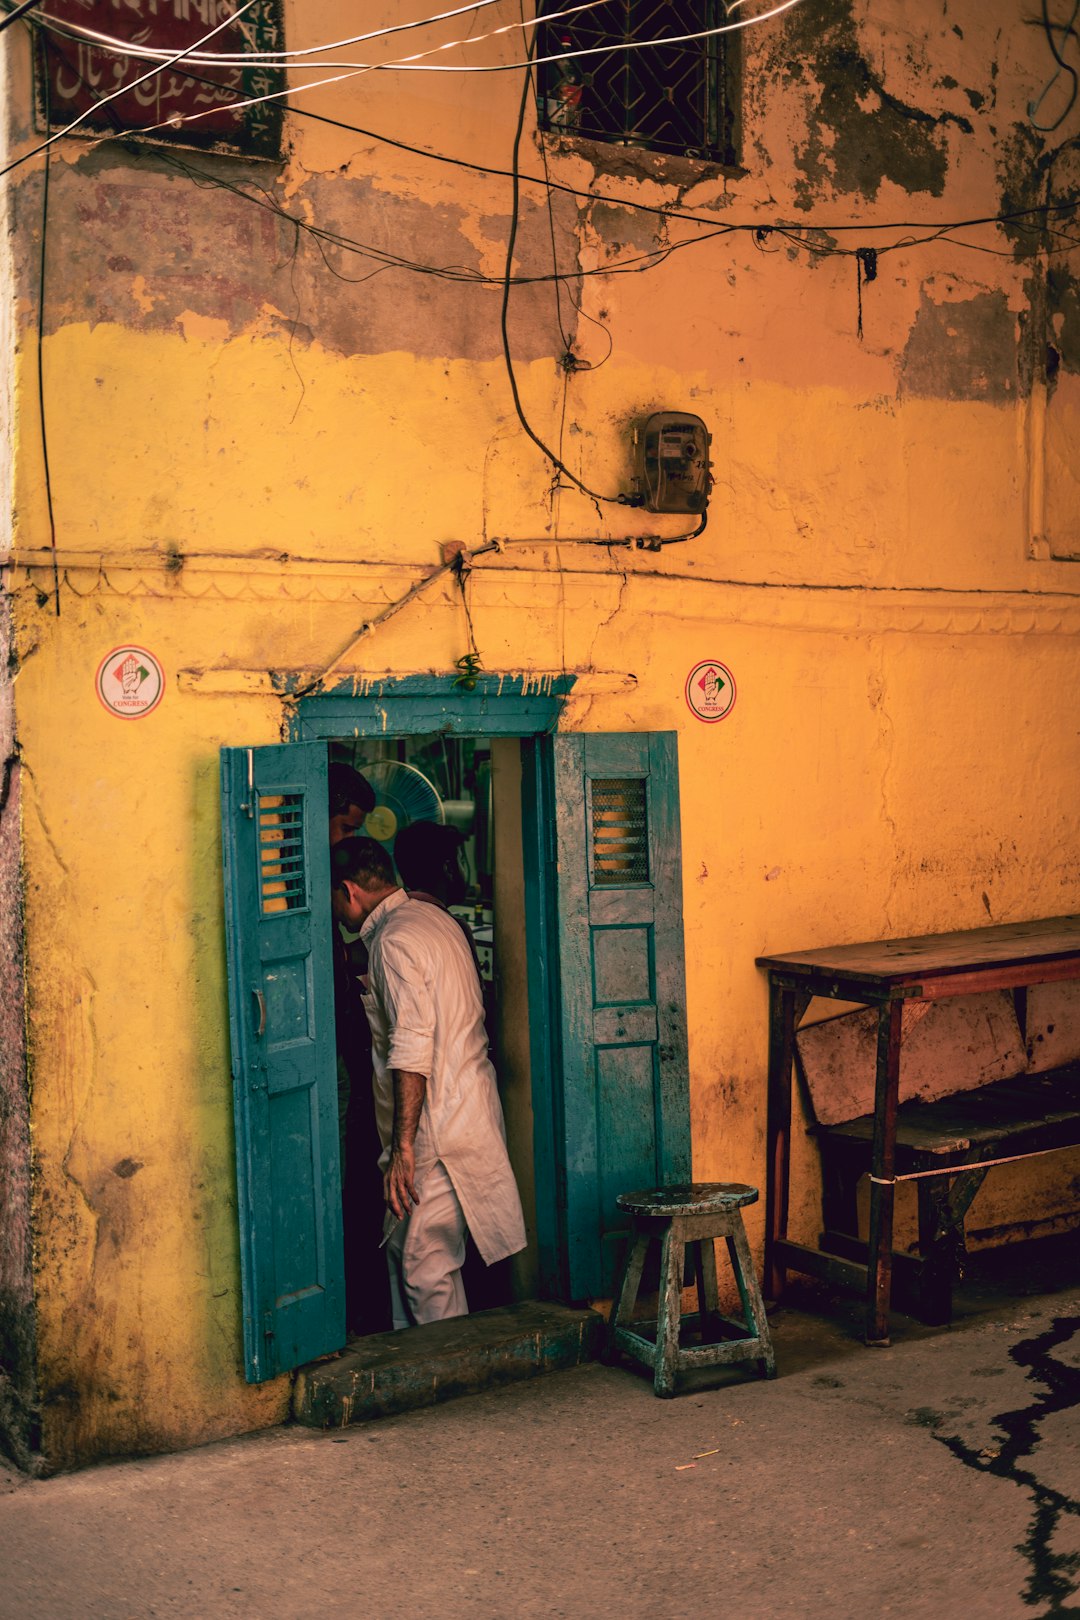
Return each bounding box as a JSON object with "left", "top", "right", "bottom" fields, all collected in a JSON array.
[{"left": 330, "top": 734, "right": 537, "bottom": 1338}]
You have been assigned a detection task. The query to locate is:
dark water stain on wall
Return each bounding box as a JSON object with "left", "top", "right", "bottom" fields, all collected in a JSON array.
[
  {"left": 27, "top": 152, "right": 581, "bottom": 367},
  {"left": 900, "top": 289, "right": 1017, "bottom": 402},
  {"left": 1047, "top": 265, "right": 1080, "bottom": 379},
  {"left": 764, "top": 1, "right": 970, "bottom": 208},
  {"left": 0, "top": 593, "right": 40, "bottom": 1476},
  {"left": 995, "top": 123, "right": 1050, "bottom": 257},
  {"left": 589, "top": 202, "right": 666, "bottom": 257}
]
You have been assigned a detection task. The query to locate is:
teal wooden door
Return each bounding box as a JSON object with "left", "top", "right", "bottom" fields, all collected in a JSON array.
[
  {"left": 221, "top": 743, "right": 343, "bottom": 1382},
  {"left": 549, "top": 733, "right": 691, "bottom": 1300}
]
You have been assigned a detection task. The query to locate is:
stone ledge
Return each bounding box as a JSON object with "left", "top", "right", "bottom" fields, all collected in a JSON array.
[{"left": 292, "top": 1301, "right": 604, "bottom": 1429}]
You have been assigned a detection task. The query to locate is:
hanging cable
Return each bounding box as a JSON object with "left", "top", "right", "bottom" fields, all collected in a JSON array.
[
  {"left": 1028, "top": 0, "right": 1080, "bottom": 132},
  {"left": 29, "top": 0, "right": 610, "bottom": 68},
  {"left": 23, "top": 0, "right": 808, "bottom": 144},
  {"left": 10, "top": 0, "right": 511, "bottom": 63},
  {"left": 24, "top": 0, "right": 805, "bottom": 74},
  {"left": 11, "top": 12, "right": 1080, "bottom": 262},
  {"left": 451, "top": 551, "right": 484, "bottom": 689},
  {"left": 0, "top": 0, "right": 40, "bottom": 37},
  {"left": 534, "top": 48, "right": 614, "bottom": 372},
  {"left": 501, "top": 41, "right": 635, "bottom": 512},
  {"left": 36, "top": 27, "right": 58, "bottom": 616},
  {"left": 12, "top": 0, "right": 260, "bottom": 174}
]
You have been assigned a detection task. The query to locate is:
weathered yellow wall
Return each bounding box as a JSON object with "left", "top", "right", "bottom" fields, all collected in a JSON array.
[{"left": 4, "top": 0, "right": 1080, "bottom": 1467}]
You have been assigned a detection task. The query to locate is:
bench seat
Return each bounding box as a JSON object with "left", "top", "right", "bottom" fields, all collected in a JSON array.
[{"left": 815, "top": 1060, "right": 1080, "bottom": 1323}]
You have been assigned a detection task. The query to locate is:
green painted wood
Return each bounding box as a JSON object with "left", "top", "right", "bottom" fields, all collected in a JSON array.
[
  {"left": 292, "top": 693, "right": 571, "bottom": 1303},
  {"left": 520, "top": 736, "right": 566, "bottom": 1298},
  {"left": 550, "top": 732, "right": 692, "bottom": 1301},
  {"left": 290, "top": 674, "right": 573, "bottom": 741},
  {"left": 221, "top": 743, "right": 343, "bottom": 1383}
]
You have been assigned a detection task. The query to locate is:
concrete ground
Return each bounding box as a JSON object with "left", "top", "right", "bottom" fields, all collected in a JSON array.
[{"left": 2, "top": 1240, "right": 1079, "bottom": 1620}]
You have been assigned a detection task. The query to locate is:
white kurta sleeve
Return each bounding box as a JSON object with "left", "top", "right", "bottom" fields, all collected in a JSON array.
[{"left": 376, "top": 934, "right": 436, "bottom": 1076}]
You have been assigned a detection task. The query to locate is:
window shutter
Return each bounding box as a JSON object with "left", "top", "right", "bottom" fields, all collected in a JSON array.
[
  {"left": 221, "top": 743, "right": 343, "bottom": 1382},
  {"left": 548, "top": 732, "right": 691, "bottom": 1300}
]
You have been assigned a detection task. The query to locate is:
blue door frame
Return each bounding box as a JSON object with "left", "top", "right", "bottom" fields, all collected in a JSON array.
[
  {"left": 290, "top": 675, "right": 574, "bottom": 1297},
  {"left": 287, "top": 674, "right": 692, "bottom": 1307}
]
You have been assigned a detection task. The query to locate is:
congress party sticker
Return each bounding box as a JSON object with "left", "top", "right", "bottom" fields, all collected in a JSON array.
[
  {"left": 685, "top": 659, "right": 736, "bottom": 723},
  {"left": 95, "top": 645, "right": 165, "bottom": 719}
]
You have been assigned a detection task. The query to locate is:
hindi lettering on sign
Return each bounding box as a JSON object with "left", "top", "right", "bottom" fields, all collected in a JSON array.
[{"left": 37, "top": 0, "right": 284, "bottom": 159}]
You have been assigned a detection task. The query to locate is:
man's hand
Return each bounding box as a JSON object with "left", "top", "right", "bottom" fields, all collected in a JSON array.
[
  {"left": 385, "top": 1069, "right": 427, "bottom": 1221},
  {"left": 383, "top": 1142, "right": 419, "bottom": 1221}
]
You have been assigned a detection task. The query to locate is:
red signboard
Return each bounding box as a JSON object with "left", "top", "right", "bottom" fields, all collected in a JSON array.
[{"left": 36, "top": 0, "right": 284, "bottom": 158}]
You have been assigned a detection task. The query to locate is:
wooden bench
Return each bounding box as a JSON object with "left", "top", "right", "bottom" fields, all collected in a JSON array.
[
  {"left": 816, "top": 1060, "right": 1080, "bottom": 1324},
  {"left": 758, "top": 916, "right": 1080, "bottom": 1343}
]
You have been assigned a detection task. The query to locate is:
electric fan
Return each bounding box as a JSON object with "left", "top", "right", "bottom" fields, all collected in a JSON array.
[{"left": 357, "top": 760, "right": 444, "bottom": 846}]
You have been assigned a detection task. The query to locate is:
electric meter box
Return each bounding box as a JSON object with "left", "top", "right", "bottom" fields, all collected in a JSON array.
[{"left": 635, "top": 411, "right": 712, "bottom": 514}]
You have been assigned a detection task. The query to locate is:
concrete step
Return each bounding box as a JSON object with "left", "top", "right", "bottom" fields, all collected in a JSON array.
[{"left": 292, "top": 1300, "right": 604, "bottom": 1428}]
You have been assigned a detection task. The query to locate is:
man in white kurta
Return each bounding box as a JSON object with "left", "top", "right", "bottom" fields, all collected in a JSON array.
[{"left": 331, "top": 836, "right": 526, "bottom": 1328}]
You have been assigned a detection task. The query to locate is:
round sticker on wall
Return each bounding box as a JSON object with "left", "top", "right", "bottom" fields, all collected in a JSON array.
[
  {"left": 95, "top": 645, "right": 165, "bottom": 719},
  {"left": 685, "top": 659, "right": 736, "bottom": 723}
]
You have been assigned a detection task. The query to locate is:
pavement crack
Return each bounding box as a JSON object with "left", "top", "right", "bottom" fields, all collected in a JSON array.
[{"left": 935, "top": 1314, "right": 1080, "bottom": 1615}]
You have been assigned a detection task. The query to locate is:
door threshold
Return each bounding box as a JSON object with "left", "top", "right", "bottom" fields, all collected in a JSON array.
[{"left": 293, "top": 1300, "right": 603, "bottom": 1429}]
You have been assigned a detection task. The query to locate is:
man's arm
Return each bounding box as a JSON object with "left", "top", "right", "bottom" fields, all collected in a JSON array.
[{"left": 384, "top": 1069, "right": 427, "bottom": 1220}]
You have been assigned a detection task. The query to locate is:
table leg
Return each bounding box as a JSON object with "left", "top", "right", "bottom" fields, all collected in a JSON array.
[
  {"left": 865, "top": 998, "right": 903, "bottom": 1345},
  {"left": 764, "top": 981, "right": 798, "bottom": 1300}
]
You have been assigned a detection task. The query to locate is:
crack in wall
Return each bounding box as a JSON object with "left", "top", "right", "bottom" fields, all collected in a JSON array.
[
  {"left": 587, "top": 566, "right": 630, "bottom": 668},
  {"left": 936, "top": 1315, "right": 1080, "bottom": 1615}
]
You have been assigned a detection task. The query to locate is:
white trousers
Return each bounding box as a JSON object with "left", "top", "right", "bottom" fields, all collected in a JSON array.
[{"left": 385, "top": 1159, "right": 469, "bottom": 1330}]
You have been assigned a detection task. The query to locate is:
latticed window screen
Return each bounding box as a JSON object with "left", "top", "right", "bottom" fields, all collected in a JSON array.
[
  {"left": 591, "top": 778, "right": 650, "bottom": 885},
  {"left": 258, "top": 794, "right": 306, "bottom": 914},
  {"left": 536, "top": 0, "right": 737, "bottom": 164}
]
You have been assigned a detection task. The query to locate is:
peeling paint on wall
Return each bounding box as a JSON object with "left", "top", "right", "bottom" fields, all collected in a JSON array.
[
  {"left": 0, "top": 594, "right": 39, "bottom": 1474},
  {"left": 774, "top": 3, "right": 969, "bottom": 207},
  {"left": 900, "top": 288, "right": 1018, "bottom": 402},
  {"left": 28, "top": 156, "right": 583, "bottom": 368}
]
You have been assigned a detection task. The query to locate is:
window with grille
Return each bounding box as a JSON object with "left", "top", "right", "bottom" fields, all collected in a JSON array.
[
  {"left": 258, "top": 794, "right": 306, "bottom": 914},
  {"left": 590, "top": 778, "right": 650, "bottom": 886},
  {"left": 536, "top": 1, "right": 738, "bottom": 165}
]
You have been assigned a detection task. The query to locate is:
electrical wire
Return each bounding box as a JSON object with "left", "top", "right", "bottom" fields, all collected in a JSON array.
[
  {"left": 24, "top": 0, "right": 804, "bottom": 73},
  {"left": 8, "top": 1, "right": 784, "bottom": 179},
  {"left": 19, "top": 0, "right": 808, "bottom": 147},
  {"left": 0, "top": 0, "right": 40, "bottom": 36},
  {"left": 30, "top": 65, "right": 1080, "bottom": 310},
  {"left": 500, "top": 41, "right": 634, "bottom": 512},
  {"left": 35, "top": 28, "right": 58, "bottom": 616},
  {"left": 532, "top": 26, "right": 615, "bottom": 373},
  {"left": 1028, "top": 0, "right": 1080, "bottom": 132},
  {"left": 13, "top": 11, "right": 1080, "bottom": 266},
  {"left": 117, "top": 0, "right": 809, "bottom": 145},
  {"left": 11, "top": 0, "right": 260, "bottom": 173},
  {"left": 11, "top": 0, "right": 511, "bottom": 63}
]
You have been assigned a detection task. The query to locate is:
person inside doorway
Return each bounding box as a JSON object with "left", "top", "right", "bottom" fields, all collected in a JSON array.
[
  {"left": 327, "top": 763, "right": 390, "bottom": 1336},
  {"left": 328, "top": 762, "right": 375, "bottom": 849},
  {"left": 394, "top": 819, "right": 485, "bottom": 981},
  {"left": 393, "top": 819, "right": 469, "bottom": 911},
  {"left": 330, "top": 835, "right": 526, "bottom": 1328}
]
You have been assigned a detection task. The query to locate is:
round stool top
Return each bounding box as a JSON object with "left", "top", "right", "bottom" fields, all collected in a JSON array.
[{"left": 616, "top": 1182, "right": 759, "bottom": 1216}]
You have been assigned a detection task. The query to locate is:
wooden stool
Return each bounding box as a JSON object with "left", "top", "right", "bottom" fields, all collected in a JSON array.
[{"left": 607, "top": 1183, "right": 776, "bottom": 1397}]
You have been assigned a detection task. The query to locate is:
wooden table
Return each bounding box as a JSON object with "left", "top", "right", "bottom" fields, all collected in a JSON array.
[{"left": 757, "top": 915, "right": 1080, "bottom": 1343}]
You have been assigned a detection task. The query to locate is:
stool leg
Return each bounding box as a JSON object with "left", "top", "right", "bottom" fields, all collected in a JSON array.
[
  {"left": 727, "top": 1218, "right": 777, "bottom": 1379},
  {"left": 692, "top": 1237, "right": 720, "bottom": 1342},
  {"left": 654, "top": 1225, "right": 684, "bottom": 1398},
  {"left": 606, "top": 1229, "right": 649, "bottom": 1362}
]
